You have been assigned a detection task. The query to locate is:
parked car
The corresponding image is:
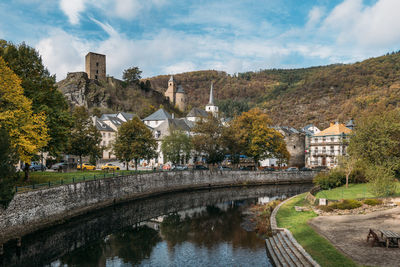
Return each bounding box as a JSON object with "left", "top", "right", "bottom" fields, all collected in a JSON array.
[
  {"left": 218, "top": 166, "right": 232, "bottom": 171},
  {"left": 286, "top": 167, "right": 299, "bottom": 172},
  {"left": 300, "top": 167, "right": 312, "bottom": 171},
  {"left": 263, "top": 167, "right": 275, "bottom": 171},
  {"left": 172, "top": 165, "right": 188, "bottom": 171},
  {"left": 101, "top": 163, "right": 120, "bottom": 171},
  {"left": 239, "top": 166, "right": 253, "bottom": 171},
  {"left": 77, "top": 163, "right": 96, "bottom": 171},
  {"left": 29, "top": 162, "right": 46, "bottom": 171},
  {"left": 50, "top": 162, "right": 68, "bottom": 172},
  {"left": 162, "top": 164, "right": 171, "bottom": 170},
  {"left": 194, "top": 165, "right": 209, "bottom": 170}
]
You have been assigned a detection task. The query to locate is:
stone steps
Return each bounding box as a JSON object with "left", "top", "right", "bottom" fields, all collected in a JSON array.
[{"left": 266, "top": 230, "right": 317, "bottom": 267}]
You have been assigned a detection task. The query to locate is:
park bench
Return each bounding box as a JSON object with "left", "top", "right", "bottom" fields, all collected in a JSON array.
[
  {"left": 366, "top": 229, "right": 385, "bottom": 247},
  {"left": 367, "top": 229, "right": 400, "bottom": 248}
]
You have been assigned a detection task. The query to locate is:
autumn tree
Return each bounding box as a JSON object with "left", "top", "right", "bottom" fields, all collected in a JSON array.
[
  {"left": 68, "top": 106, "right": 102, "bottom": 168},
  {"left": 113, "top": 117, "right": 157, "bottom": 170},
  {"left": 0, "top": 56, "right": 49, "bottom": 179},
  {"left": 233, "top": 108, "right": 289, "bottom": 168},
  {"left": 0, "top": 129, "right": 16, "bottom": 208},
  {"left": 161, "top": 130, "right": 192, "bottom": 165},
  {"left": 123, "top": 67, "right": 142, "bottom": 85},
  {"left": 192, "top": 114, "right": 225, "bottom": 166},
  {"left": 220, "top": 121, "right": 244, "bottom": 168},
  {"left": 348, "top": 110, "right": 400, "bottom": 196},
  {"left": 0, "top": 40, "right": 72, "bottom": 157}
]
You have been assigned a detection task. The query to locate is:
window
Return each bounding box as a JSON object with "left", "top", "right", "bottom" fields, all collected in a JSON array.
[
  {"left": 96, "top": 62, "right": 99, "bottom": 66},
  {"left": 108, "top": 133, "right": 111, "bottom": 138},
  {"left": 293, "top": 145, "right": 296, "bottom": 149},
  {"left": 95, "top": 75, "right": 98, "bottom": 79},
  {"left": 96, "top": 70, "right": 98, "bottom": 74}
]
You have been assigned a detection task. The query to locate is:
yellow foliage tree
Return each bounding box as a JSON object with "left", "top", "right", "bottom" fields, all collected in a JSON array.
[
  {"left": 233, "top": 108, "right": 290, "bottom": 168},
  {"left": 0, "top": 57, "right": 49, "bottom": 165}
]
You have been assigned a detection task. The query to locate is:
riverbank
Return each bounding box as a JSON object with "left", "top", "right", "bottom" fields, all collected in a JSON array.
[
  {"left": 0, "top": 170, "right": 315, "bottom": 244},
  {"left": 275, "top": 194, "right": 358, "bottom": 267}
]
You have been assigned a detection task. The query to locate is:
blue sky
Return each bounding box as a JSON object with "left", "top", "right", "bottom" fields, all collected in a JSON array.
[{"left": 1, "top": 0, "right": 399, "bottom": 81}]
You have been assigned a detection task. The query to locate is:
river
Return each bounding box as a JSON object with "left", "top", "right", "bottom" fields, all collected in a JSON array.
[{"left": 1, "top": 184, "right": 312, "bottom": 267}]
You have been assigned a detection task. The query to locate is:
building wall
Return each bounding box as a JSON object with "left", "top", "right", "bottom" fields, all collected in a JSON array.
[
  {"left": 309, "top": 134, "right": 348, "bottom": 168},
  {"left": 283, "top": 132, "right": 305, "bottom": 168},
  {"left": 85, "top": 52, "right": 106, "bottom": 81},
  {"left": 175, "top": 92, "right": 186, "bottom": 111},
  {"left": 100, "top": 131, "right": 116, "bottom": 159},
  {"left": 164, "top": 80, "right": 175, "bottom": 105}
]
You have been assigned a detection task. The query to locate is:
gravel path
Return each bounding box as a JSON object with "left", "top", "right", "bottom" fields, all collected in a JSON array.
[{"left": 308, "top": 207, "right": 400, "bottom": 267}]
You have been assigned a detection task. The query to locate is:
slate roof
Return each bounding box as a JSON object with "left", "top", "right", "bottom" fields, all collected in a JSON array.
[
  {"left": 119, "top": 112, "right": 135, "bottom": 121},
  {"left": 107, "top": 117, "right": 124, "bottom": 127},
  {"left": 96, "top": 120, "right": 114, "bottom": 132},
  {"left": 273, "top": 126, "right": 300, "bottom": 135},
  {"left": 187, "top": 107, "right": 208, "bottom": 118},
  {"left": 176, "top": 85, "right": 185, "bottom": 93},
  {"left": 143, "top": 108, "right": 172, "bottom": 121},
  {"left": 154, "top": 118, "right": 191, "bottom": 137}
]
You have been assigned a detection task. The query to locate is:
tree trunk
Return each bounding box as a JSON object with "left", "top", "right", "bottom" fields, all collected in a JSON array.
[
  {"left": 79, "top": 155, "right": 82, "bottom": 171},
  {"left": 126, "top": 160, "right": 129, "bottom": 171},
  {"left": 134, "top": 158, "right": 138, "bottom": 170},
  {"left": 24, "top": 163, "right": 30, "bottom": 181},
  {"left": 346, "top": 173, "right": 349, "bottom": 188}
]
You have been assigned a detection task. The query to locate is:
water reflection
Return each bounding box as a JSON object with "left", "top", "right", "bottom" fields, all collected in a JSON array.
[{"left": 1, "top": 184, "right": 311, "bottom": 266}]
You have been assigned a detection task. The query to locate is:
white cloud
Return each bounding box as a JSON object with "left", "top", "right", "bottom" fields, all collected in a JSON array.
[
  {"left": 322, "top": 0, "right": 400, "bottom": 48},
  {"left": 59, "top": 0, "right": 86, "bottom": 25}
]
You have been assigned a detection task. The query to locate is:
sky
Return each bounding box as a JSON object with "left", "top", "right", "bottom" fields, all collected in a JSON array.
[{"left": 1, "top": 0, "right": 399, "bottom": 81}]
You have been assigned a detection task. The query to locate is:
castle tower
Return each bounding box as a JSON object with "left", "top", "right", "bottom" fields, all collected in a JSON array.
[
  {"left": 85, "top": 52, "right": 106, "bottom": 81},
  {"left": 164, "top": 75, "right": 176, "bottom": 105},
  {"left": 175, "top": 85, "right": 186, "bottom": 111},
  {"left": 205, "top": 82, "right": 218, "bottom": 114}
]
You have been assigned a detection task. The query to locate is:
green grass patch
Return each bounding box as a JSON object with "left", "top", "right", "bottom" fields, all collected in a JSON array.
[
  {"left": 315, "top": 183, "right": 400, "bottom": 200},
  {"left": 276, "top": 194, "right": 359, "bottom": 267}
]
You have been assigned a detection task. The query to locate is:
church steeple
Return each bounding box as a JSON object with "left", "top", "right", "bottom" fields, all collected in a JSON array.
[
  {"left": 209, "top": 82, "right": 214, "bottom": 104},
  {"left": 205, "top": 82, "right": 218, "bottom": 115}
]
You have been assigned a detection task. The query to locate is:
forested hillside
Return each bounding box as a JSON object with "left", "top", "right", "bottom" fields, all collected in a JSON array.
[{"left": 147, "top": 52, "right": 400, "bottom": 128}]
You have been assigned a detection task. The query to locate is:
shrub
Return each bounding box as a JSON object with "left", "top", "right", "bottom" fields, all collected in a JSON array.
[
  {"left": 328, "top": 199, "right": 362, "bottom": 210},
  {"left": 313, "top": 169, "right": 346, "bottom": 190},
  {"left": 363, "top": 199, "right": 383, "bottom": 206},
  {"left": 366, "top": 165, "right": 398, "bottom": 197},
  {"left": 349, "top": 167, "right": 367, "bottom": 184}
]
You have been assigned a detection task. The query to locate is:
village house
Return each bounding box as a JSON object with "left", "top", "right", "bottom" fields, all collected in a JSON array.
[{"left": 308, "top": 122, "right": 352, "bottom": 168}]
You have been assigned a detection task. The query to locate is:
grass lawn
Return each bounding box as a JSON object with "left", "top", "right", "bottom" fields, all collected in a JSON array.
[
  {"left": 315, "top": 183, "right": 400, "bottom": 200},
  {"left": 15, "top": 169, "right": 151, "bottom": 186},
  {"left": 276, "top": 194, "right": 359, "bottom": 267}
]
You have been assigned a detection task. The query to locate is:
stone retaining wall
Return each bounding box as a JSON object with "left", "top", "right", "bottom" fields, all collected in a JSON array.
[{"left": 0, "top": 170, "right": 315, "bottom": 243}]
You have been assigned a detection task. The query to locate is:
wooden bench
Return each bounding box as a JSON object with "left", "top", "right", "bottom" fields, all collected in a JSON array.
[
  {"left": 367, "top": 229, "right": 385, "bottom": 247},
  {"left": 379, "top": 229, "right": 400, "bottom": 248}
]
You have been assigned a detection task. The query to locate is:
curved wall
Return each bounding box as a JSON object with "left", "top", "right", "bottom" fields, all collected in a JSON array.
[{"left": 0, "top": 170, "right": 315, "bottom": 244}]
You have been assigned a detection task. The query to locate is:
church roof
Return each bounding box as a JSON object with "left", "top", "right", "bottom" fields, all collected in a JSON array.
[
  {"left": 314, "top": 123, "right": 352, "bottom": 136},
  {"left": 143, "top": 108, "right": 172, "bottom": 121},
  {"left": 169, "top": 75, "right": 174, "bottom": 82},
  {"left": 187, "top": 107, "right": 208, "bottom": 118},
  {"left": 176, "top": 85, "right": 185, "bottom": 93}
]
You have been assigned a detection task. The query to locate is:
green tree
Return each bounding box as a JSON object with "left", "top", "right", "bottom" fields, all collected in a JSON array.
[
  {"left": 192, "top": 114, "right": 225, "bottom": 166},
  {"left": 113, "top": 117, "right": 157, "bottom": 170},
  {"left": 0, "top": 129, "right": 16, "bottom": 208},
  {"left": 161, "top": 130, "right": 192, "bottom": 165},
  {"left": 348, "top": 110, "right": 400, "bottom": 196},
  {"left": 0, "top": 40, "right": 72, "bottom": 157},
  {"left": 68, "top": 106, "right": 102, "bottom": 168},
  {"left": 123, "top": 67, "right": 142, "bottom": 85},
  {"left": 0, "top": 56, "right": 49, "bottom": 180},
  {"left": 233, "top": 108, "right": 289, "bottom": 168},
  {"left": 220, "top": 121, "right": 244, "bottom": 168}
]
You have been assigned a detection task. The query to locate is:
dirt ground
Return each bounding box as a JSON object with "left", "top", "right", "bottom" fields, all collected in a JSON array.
[{"left": 309, "top": 206, "right": 400, "bottom": 267}]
